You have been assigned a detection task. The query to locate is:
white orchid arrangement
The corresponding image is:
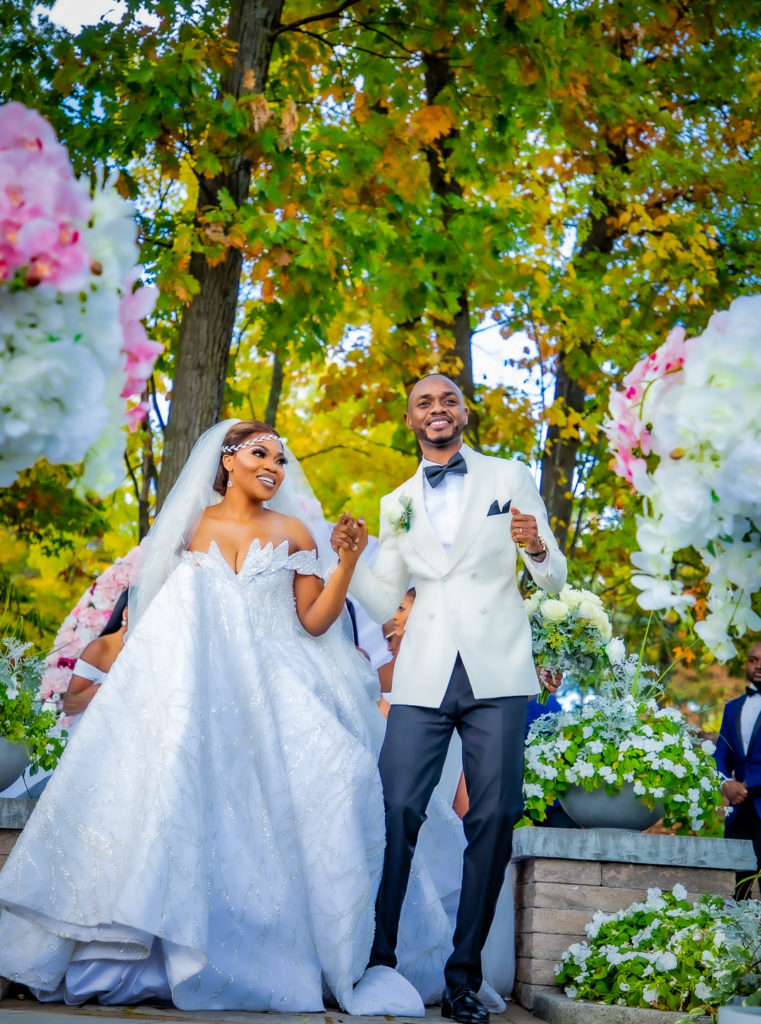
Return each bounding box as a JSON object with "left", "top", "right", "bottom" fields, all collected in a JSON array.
[
  {"left": 556, "top": 885, "right": 761, "bottom": 1017},
  {"left": 0, "top": 102, "right": 160, "bottom": 496},
  {"left": 524, "top": 584, "right": 621, "bottom": 702},
  {"left": 523, "top": 658, "right": 724, "bottom": 834},
  {"left": 605, "top": 295, "right": 761, "bottom": 663},
  {"left": 386, "top": 494, "right": 413, "bottom": 536}
]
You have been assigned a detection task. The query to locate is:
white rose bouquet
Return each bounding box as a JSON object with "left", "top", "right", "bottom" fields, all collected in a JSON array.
[
  {"left": 555, "top": 885, "right": 761, "bottom": 1016},
  {"left": 524, "top": 584, "right": 620, "bottom": 703}
]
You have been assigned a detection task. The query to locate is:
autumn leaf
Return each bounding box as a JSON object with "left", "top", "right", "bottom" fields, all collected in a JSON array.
[
  {"left": 353, "top": 92, "right": 370, "bottom": 125},
  {"left": 409, "top": 105, "right": 456, "bottom": 145},
  {"left": 673, "top": 646, "right": 697, "bottom": 665},
  {"left": 504, "top": 0, "right": 543, "bottom": 19},
  {"left": 248, "top": 94, "right": 271, "bottom": 131},
  {"left": 280, "top": 97, "right": 299, "bottom": 144}
]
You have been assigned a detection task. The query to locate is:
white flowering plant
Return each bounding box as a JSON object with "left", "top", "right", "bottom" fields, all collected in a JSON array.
[
  {"left": 0, "top": 638, "right": 67, "bottom": 774},
  {"left": 523, "top": 662, "right": 725, "bottom": 834},
  {"left": 555, "top": 885, "right": 761, "bottom": 1017},
  {"left": 524, "top": 585, "right": 621, "bottom": 703}
]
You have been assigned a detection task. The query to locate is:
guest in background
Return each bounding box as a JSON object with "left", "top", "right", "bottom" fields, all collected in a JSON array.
[
  {"left": 62, "top": 591, "right": 129, "bottom": 718},
  {"left": 715, "top": 641, "right": 761, "bottom": 899},
  {"left": 378, "top": 589, "right": 416, "bottom": 717}
]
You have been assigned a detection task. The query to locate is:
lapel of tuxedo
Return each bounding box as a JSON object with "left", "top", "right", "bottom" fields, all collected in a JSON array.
[
  {"left": 446, "top": 447, "right": 495, "bottom": 572},
  {"left": 405, "top": 466, "right": 449, "bottom": 576},
  {"left": 733, "top": 698, "right": 748, "bottom": 756},
  {"left": 747, "top": 698, "right": 761, "bottom": 757}
]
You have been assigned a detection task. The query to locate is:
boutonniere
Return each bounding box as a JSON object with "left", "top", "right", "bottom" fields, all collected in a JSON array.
[{"left": 387, "top": 494, "right": 413, "bottom": 536}]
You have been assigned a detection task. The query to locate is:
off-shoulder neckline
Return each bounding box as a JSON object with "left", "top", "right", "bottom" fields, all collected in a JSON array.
[{"left": 187, "top": 538, "right": 315, "bottom": 577}]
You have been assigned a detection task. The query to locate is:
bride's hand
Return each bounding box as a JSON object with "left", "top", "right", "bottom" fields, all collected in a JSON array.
[
  {"left": 336, "top": 516, "right": 368, "bottom": 568},
  {"left": 331, "top": 512, "right": 359, "bottom": 554}
]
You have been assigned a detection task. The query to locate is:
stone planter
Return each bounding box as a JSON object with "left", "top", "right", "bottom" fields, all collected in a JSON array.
[
  {"left": 719, "top": 1007, "right": 761, "bottom": 1024},
  {"left": 0, "top": 737, "right": 28, "bottom": 791},
  {"left": 535, "top": 991, "right": 711, "bottom": 1024},
  {"left": 559, "top": 783, "right": 664, "bottom": 830}
]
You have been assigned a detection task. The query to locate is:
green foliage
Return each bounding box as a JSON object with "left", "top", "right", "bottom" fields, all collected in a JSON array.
[
  {"left": 0, "top": 638, "right": 67, "bottom": 774},
  {"left": 556, "top": 888, "right": 761, "bottom": 1017},
  {"left": 0, "top": 464, "right": 110, "bottom": 556}
]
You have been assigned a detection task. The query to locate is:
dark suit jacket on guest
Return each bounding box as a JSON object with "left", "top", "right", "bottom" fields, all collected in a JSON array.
[{"left": 714, "top": 694, "right": 761, "bottom": 824}]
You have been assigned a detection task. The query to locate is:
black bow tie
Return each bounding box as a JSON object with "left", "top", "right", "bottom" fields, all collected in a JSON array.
[
  {"left": 747, "top": 686, "right": 761, "bottom": 698},
  {"left": 424, "top": 451, "right": 468, "bottom": 488}
]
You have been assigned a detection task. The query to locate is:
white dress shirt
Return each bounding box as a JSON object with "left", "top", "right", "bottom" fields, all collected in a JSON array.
[
  {"left": 741, "top": 691, "right": 761, "bottom": 753},
  {"left": 421, "top": 457, "right": 465, "bottom": 551}
]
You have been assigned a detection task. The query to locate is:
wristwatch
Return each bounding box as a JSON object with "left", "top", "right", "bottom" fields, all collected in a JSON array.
[{"left": 526, "top": 536, "right": 548, "bottom": 560}]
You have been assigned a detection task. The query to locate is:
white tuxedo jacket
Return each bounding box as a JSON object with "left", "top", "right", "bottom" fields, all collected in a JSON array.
[{"left": 349, "top": 445, "right": 567, "bottom": 707}]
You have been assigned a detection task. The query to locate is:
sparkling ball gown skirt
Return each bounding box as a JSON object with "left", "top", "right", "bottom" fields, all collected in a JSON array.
[{"left": 0, "top": 542, "right": 469, "bottom": 1011}]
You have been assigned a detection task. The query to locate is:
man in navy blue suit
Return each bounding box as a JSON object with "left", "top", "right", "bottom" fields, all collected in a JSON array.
[{"left": 714, "top": 641, "right": 761, "bottom": 899}]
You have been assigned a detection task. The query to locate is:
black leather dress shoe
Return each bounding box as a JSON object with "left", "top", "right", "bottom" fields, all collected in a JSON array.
[{"left": 442, "top": 984, "right": 490, "bottom": 1024}]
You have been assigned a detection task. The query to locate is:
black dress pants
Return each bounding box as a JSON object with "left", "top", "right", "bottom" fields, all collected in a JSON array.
[
  {"left": 725, "top": 799, "right": 761, "bottom": 899},
  {"left": 369, "top": 654, "right": 527, "bottom": 990}
]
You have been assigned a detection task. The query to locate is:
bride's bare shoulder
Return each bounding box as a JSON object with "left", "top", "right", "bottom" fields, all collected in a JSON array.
[
  {"left": 187, "top": 507, "right": 227, "bottom": 550},
  {"left": 269, "top": 512, "right": 316, "bottom": 553}
]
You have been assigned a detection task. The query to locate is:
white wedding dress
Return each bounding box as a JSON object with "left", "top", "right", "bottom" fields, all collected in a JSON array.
[{"left": 0, "top": 539, "right": 469, "bottom": 1011}]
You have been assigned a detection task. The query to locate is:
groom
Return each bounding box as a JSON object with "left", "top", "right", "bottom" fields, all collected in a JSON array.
[{"left": 334, "top": 374, "right": 566, "bottom": 1022}]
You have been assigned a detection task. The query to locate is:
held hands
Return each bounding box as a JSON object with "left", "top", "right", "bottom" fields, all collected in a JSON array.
[
  {"left": 510, "top": 507, "right": 542, "bottom": 555},
  {"left": 331, "top": 512, "right": 368, "bottom": 569},
  {"left": 722, "top": 779, "right": 748, "bottom": 806}
]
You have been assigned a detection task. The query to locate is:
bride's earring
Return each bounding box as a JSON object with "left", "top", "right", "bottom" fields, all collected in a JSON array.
[{"left": 227, "top": 478, "right": 233, "bottom": 488}]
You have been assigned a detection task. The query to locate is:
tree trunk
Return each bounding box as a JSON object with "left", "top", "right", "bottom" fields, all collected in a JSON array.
[
  {"left": 540, "top": 144, "right": 627, "bottom": 547},
  {"left": 157, "top": 0, "right": 285, "bottom": 509},
  {"left": 539, "top": 358, "right": 587, "bottom": 548},
  {"left": 264, "top": 349, "right": 285, "bottom": 427},
  {"left": 422, "top": 51, "right": 477, "bottom": 441}
]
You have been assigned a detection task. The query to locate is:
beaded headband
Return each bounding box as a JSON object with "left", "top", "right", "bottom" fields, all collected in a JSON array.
[{"left": 221, "top": 434, "right": 282, "bottom": 453}]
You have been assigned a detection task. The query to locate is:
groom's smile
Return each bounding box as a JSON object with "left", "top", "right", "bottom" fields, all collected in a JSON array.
[{"left": 405, "top": 374, "right": 469, "bottom": 452}]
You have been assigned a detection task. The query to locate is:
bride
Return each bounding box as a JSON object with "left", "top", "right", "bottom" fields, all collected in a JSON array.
[{"left": 0, "top": 420, "right": 466, "bottom": 1013}]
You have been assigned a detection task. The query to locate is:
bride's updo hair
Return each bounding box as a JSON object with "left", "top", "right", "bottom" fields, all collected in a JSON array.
[{"left": 213, "top": 420, "right": 281, "bottom": 496}]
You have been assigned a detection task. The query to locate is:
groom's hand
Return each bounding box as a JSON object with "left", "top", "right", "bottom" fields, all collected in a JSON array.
[{"left": 510, "top": 507, "right": 541, "bottom": 553}]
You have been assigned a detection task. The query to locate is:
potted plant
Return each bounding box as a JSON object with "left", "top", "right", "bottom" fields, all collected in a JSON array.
[
  {"left": 0, "top": 637, "right": 67, "bottom": 792},
  {"left": 555, "top": 884, "right": 761, "bottom": 1018},
  {"left": 523, "top": 653, "right": 725, "bottom": 833}
]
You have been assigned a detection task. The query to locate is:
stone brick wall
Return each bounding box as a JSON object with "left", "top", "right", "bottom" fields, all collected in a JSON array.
[
  {"left": 514, "top": 855, "right": 737, "bottom": 1010},
  {"left": 0, "top": 829, "right": 22, "bottom": 870},
  {"left": 0, "top": 798, "right": 35, "bottom": 872}
]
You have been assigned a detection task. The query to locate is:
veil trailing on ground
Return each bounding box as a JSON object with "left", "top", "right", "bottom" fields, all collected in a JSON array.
[{"left": 129, "top": 419, "right": 335, "bottom": 628}]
